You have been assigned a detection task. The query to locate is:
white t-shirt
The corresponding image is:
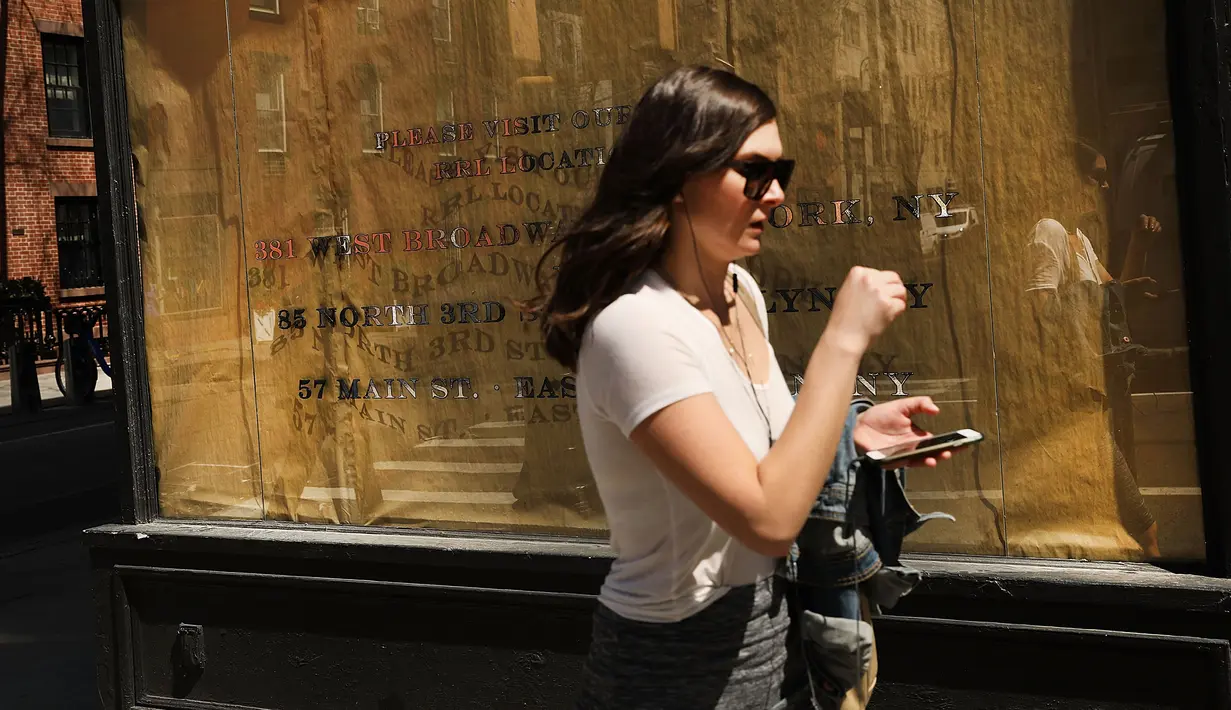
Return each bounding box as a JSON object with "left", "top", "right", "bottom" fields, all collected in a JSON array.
[
  {"left": 1026, "top": 218, "right": 1103, "bottom": 292},
  {"left": 1025, "top": 217, "right": 1105, "bottom": 362},
  {"left": 576, "top": 263, "right": 796, "bottom": 623}
]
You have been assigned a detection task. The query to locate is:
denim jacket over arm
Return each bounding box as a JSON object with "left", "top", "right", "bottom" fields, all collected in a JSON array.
[
  {"left": 778, "top": 397, "right": 954, "bottom": 598},
  {"left": 777, "top": 398, "right": 955, "bottom": 707}
]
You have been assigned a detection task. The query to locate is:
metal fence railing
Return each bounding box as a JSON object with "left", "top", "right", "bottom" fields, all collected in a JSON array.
[{"left": 0, "top": 304, "right": 109, "bottom": 368}]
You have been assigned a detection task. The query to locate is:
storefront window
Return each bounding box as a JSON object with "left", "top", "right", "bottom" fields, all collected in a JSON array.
[{"left": 122, "top": 0, "right": 1203, "bottom": 559}]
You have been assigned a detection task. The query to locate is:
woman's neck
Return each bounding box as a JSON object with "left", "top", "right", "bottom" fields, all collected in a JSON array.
[{"left": 659, "top": 240, "right": 731, "bottom": 312}]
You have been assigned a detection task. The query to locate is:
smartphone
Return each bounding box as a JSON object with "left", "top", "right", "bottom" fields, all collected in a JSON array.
[{"left": 863, "top": 429, "right": 983, "bottom": 467}]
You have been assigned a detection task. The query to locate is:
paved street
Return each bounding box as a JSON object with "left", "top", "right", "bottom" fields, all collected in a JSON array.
[
  {"left": 0, "top": 386, "right": 121, "bottom": 709},
  {"left": 0, "top": 531, "right": 97, "bottom": 709}
]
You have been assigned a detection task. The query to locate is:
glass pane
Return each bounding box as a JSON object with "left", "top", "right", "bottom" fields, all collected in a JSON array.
[
  {"left": 56, "top": 199, "right": 104, "bottom": 289},
  {"left": 124, "top": 0, "right": 1205, "bottom": 559},
  {"left": 43, "top": 36, "right": 88, "bottom": 137},
  {"left": 734, "top": 0, "right": 1004, "bottom": 555},
  {"left": 978, "top": 0, "right": 1200, "bottom": 561},
  {"left": 122, "top": 0, "right": 263, "bottom": 519}
]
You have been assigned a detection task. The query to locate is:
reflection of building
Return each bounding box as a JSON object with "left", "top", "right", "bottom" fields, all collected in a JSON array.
[
  {"left": 85, "top": 2, "right": 1231, "bottom": 709},
  {"left": 765, "top": 0, "right": 954, "bottom": 206},
  {"left": 124, "top": 0, "right": 686, "bottom": 528},
  {"left": 2, "top": 0, "right": 104, "bottom": 303}
]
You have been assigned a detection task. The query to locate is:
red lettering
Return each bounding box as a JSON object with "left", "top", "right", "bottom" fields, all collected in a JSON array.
[
  {"left": 403, "top": 230, "right": 423, "bottom": 252},
  {"left": 373, "top": 232, "right": 391, "bottom": 254},
  {"left": 426, "top": 229, "right": 448, "bottom": 250},
  {"left": 410, "top": 128, "right": 424, "bottom": 146}
]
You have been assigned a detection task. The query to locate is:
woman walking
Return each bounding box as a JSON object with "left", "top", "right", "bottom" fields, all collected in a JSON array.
[{"left": 527, "top": 66, "right": 948, "bottom": 709}]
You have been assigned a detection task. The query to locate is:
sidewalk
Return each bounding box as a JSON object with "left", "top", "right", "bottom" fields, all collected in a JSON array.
[{"left": 0, "top": 368, "right": 114, "bottom": 416}]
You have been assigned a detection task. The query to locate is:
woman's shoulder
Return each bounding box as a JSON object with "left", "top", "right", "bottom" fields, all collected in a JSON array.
[
  {"left": 728, "top": 261, "right": 760, "bottom": 289},
  {"left": 587, "top": 279, "right": 683, "bottom": 345}
]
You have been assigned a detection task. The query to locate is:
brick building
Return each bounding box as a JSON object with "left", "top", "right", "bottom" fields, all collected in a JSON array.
[{"left": 2, "top": 0, "right": 103, "bottom": 303}]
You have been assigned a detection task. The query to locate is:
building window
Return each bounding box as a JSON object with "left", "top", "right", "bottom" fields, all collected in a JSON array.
[
  {"left": 55, "top": 198, "right": 103, "bottom": 289},
  {"left": 250, "top": 0, "right": 279, "bottom": 14},
  {"left": 843, "top": 10, "right": 863, "bottom": 48},
  {"left": 357, "top": 0, "right": 380, "bottom": 34},
  {"left": 431, "top": 0, "right": 451, "bottom": 42},
  {"left": 256, "top": 72, "right": 287, "bottom": 153},
  {"left": 150, "top": 186, "right": 223, "bottom": 315},
  {"left": 436, "top": 89, "right": 455, "bottom": 157},
  {"left": 42, "top": 35, "right": 90, "bottom": 139},
  {"left": 546, "top": 12, "right": 583, "bottom": 81},
  {"left": 358, "top": 65, "right": 383, "bottom": 154}
]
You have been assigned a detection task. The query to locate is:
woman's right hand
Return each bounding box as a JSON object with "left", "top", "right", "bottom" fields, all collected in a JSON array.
[{"left": 824, "top": 266, "right": 908, "bottom": 353}]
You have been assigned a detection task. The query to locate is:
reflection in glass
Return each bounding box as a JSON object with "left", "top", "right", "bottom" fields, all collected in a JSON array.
[
  {"left": 122, "top": 0, "right": 1206, "bottom": 560},
  {"left": 123, "top": 0, "right": 263, "bottom": 519}
]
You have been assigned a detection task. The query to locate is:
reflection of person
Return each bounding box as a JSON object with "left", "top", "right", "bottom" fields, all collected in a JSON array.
[
  {"left": 526, "top": 67, "right": 952, "bottom": 709},
  {"left": 1026, "top": 142, "right": 1160, "bottom": 558}
]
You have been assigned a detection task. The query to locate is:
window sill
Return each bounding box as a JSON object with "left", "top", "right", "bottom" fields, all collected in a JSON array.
[
  {"left": 84, "top": 521, "right": 1231, "bottom": 599},
  {"left": 47, "top": 137, "right": 94, "bottom": 151},
  {"left": 84, "top": 521, "right": 615, "bottom": 598},
  {"left": 249, "top": 8, "right": 282, "bottom": 21},
  {"left": 85, "top": 520, "right": 616, "bottom": 566},
  {"left": 59, "top": 286, "right": 105, "bottom": 300},
  {"left": 899, "top": 552, "right": 1231, "bottom": 606}
]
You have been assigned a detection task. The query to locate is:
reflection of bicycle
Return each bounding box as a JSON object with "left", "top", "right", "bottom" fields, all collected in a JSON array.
[{"left": 55, "top": 308, "right": 112, "bottom": 397}]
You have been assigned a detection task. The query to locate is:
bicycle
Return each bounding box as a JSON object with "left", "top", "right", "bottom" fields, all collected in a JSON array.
[{"left": 55, "top": 308, "right": 112, "bottom": 398}]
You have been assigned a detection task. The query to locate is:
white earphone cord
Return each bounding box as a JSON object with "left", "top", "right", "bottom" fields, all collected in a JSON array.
[
  {"left": 679, "top": 198, "right": 773, "bottom": 445},
  {"left": 682, "top": 195, "right": 864, "bottom": 701}
]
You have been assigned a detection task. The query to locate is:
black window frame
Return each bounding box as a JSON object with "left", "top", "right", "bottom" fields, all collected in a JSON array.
[
  {"left": 42, "top": 33, "right": 91, "bottom": 139},
  {"left": 82, "top": 0, "right": 1231, "bottom": 581},
  {"left": 54, "top": 196, "right": 104, "bottom": 290}
]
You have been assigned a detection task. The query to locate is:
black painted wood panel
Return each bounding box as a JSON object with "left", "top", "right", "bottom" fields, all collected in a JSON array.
[
  {"left": 875, "top": 616, "right": 1231, "bottom": 710},
  {"left": 121, "top": 567, "right": 592, "bottom": 710}
]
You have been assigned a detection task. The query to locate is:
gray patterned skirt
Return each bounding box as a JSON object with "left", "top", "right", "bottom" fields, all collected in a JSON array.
[{"left": 574, "top": 577, "right": 811, "bottom": 709}]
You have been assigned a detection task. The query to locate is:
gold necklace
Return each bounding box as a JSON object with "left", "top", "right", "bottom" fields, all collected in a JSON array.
[
  {"left": 658, "top": 269, "right": 754, "bottom": 367},
  {"left": 718, "top": 285, "right": 754, "bottom": 367}
]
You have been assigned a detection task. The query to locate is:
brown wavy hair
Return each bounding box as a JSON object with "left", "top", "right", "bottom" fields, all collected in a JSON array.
[{"left": 524, "top": 66, "right": 776, "bottom": 371}]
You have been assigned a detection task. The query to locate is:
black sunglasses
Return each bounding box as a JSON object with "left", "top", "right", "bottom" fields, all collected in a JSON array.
[{"left": 729, "top": 158, "right": 795, "bottom": 199}]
